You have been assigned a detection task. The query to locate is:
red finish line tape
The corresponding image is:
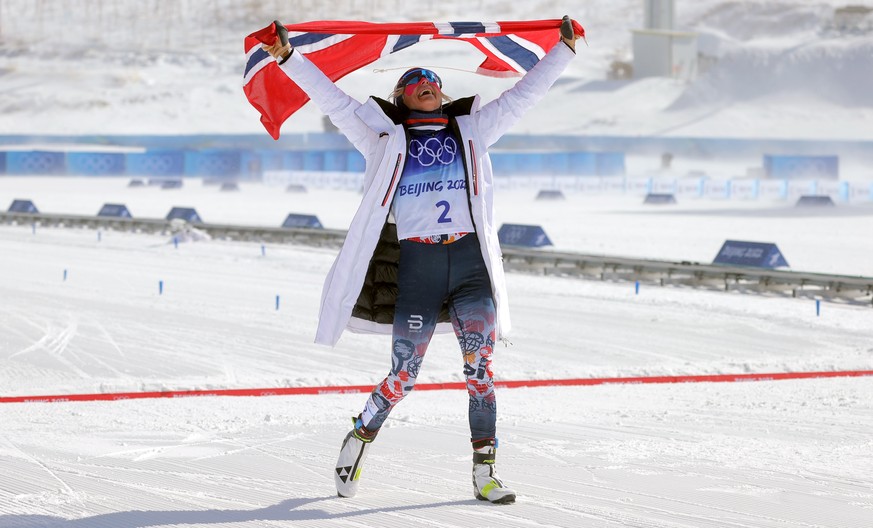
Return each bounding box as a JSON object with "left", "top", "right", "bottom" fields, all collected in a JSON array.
[{"left": 2, "top": 370, "right": 872, "bottom": 404}]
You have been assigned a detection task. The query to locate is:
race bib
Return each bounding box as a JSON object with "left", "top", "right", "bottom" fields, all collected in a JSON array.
[{"left": 392, "top": 130, "right": 474, "bottom": 240}]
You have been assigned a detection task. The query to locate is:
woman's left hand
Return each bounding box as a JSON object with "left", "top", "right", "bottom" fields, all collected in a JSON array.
[{"left": 560, "top": 15, "right": 577, "bottom": 52}]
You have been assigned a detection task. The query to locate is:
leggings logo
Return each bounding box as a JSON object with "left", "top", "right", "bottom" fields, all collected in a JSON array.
[{"left": 408, "top": 314, "right": 423, "bottom": 332}]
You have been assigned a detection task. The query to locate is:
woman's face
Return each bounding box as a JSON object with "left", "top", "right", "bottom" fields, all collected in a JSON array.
[
  {"left": 397, "top": 69, "right": 443, "bottom": 112},
  {"left": 402, "top": 78, "right": 442, "bottom": 111}
]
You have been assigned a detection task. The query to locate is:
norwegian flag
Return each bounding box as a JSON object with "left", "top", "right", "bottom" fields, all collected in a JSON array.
[{"left": 243, "top": 19, "right": 585, "bottom": 139}]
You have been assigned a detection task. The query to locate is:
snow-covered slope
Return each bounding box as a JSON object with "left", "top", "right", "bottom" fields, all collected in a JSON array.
[{"left": 1, "top": 0, "right": 871, "bottom": 139}]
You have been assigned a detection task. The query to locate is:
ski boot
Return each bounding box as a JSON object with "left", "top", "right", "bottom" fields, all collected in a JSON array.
[
  {"left": 334, "top": 416, "right": 376, "bottom": 498},
  {"left": 472, "top": 439, "right": 516, "bottom": 504}
]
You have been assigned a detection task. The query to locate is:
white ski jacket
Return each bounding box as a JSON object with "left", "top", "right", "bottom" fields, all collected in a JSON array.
[{"left": 278, "top": 42, "right": 575, "bottom": 346}]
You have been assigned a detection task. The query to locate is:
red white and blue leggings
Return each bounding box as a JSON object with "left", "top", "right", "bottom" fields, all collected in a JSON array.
[{"left": 359, "top": 232, "right": 497, "bottom": 445}]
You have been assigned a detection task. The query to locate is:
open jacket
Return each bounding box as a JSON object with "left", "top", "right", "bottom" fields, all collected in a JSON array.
[{"left": 278, "top": 42, "right": 575, "bottom": 346}]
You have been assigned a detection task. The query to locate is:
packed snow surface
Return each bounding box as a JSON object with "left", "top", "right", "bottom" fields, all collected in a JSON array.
[{"left": 1, "top": 177, "right": 872, "bottom": 527}]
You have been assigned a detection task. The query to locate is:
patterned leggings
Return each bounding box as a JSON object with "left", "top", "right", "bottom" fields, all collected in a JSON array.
[{"left": 359, "top": 233, "right": 497, "bottom": 443}]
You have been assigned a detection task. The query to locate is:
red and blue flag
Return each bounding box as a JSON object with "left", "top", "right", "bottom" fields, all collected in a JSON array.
[{"left": 243, "top": 19, "right": 585, "bottom": 139}]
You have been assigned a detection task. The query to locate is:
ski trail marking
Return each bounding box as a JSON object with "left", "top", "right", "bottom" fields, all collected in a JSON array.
[{"left": 0, "top": 434, "right": 87, "bottom": 511}]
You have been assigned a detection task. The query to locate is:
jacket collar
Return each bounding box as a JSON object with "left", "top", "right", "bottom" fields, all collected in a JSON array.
[
  {"left": 356, "top": 99, "right": 399, "bottom": 135},
  {"left": 359, "top": 96, "right": 481, "bottom": 132},
  {"left": 444, "top": 96, "right": 479, "bottom": 117}
]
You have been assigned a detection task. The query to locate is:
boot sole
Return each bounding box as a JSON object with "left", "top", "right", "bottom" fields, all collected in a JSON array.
[{"left": 476, "top": 492, "right": 516, "bottom": 504}]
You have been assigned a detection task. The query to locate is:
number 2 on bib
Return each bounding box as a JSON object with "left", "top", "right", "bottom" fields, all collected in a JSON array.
[{"left": 436, "top": 200, "right": 452, "bottom": 223}]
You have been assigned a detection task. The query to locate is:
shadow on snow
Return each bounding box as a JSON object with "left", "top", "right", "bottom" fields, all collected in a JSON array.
[{"left": 0, "top": 496, "right": 482, "bottom": 527}]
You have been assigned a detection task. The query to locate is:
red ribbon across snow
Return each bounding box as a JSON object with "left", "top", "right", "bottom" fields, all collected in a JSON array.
[
  {"left": 4, "top": 371, "right": 871, "bottom": 404},
  {"left": 243, "top": 19, "right": 585, "bottom": 139}
]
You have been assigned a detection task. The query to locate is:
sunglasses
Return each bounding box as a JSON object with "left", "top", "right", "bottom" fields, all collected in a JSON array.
[{"left": 398, "top": 68, "right": 442, "bottom": 89}]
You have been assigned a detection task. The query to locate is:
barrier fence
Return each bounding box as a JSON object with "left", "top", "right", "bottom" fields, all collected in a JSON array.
[
  {"left": 6, "top": 207, "right": 870, "bottom": 304},
  {"left": 264, "top": 170, "right": 873, "bottom": 203},
  {"left": 2, "top": 133, "right": 871, "bottom": 158},
  {"left": 0, "top": 149, "right": 626, "bottom": 179},
  {"left": 496, "top": 176, "right": 873, "bottom": 202},
  {"left": 3, "top": 143, "right": 869, "bottom": 203}
]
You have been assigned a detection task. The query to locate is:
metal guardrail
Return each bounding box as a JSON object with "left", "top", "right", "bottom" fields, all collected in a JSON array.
[
  {"left": 3, "top": 211, "right": 872, "bottom": 305},
  {"left": 500, "top": 247, "right": 873, "bottom": 305},
  {"left": 0, "top": 211, "right": 347, "bottom": 247}
]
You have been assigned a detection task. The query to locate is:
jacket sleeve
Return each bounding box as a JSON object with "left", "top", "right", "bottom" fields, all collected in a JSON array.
[
  {"left": 278, "top": 51, "right": 377, "bottom": 154},
  {"left": 474, "top": 42, "right": 575, "bottom": 149}
]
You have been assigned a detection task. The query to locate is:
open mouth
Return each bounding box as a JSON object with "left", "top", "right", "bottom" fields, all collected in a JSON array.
[{"left": 419, "top": 88, "right": 434, "bottom": 97}]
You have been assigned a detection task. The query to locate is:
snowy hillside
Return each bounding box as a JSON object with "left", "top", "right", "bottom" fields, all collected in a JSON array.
[{"left": 1, "top": 0, "right": 872, "bottom": 139}]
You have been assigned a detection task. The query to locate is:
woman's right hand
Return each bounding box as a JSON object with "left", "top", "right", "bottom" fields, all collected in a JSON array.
[
  {"left": 262, "top": 40, "right": 292, "bottom": 61},
  {"left": 262, "top": 20, "right": 292, "bottom": 63}
]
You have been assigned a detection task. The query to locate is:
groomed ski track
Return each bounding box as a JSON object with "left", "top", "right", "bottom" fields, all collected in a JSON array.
[
  {"left": 2, "top": 379, "right": 872, "bottom": 528},
  {"left": 2, "top": 221, "right": 872, "bottom": 527}
]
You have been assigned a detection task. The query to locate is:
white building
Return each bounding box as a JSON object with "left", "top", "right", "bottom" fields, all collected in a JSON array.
[{"left": 632, "top": 0, "right": 698, "bottom": 80}]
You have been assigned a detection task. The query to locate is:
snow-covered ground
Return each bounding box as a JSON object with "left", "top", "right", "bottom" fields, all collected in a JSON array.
[
  {"left": 1, "top": 379, "right": 870, "bottom": 528},
  {"left": 1, "top": 177, "right": 872, "bottom": 527},
  {"left": 2, "top": 1, "right": 873, "bottom": 526}
]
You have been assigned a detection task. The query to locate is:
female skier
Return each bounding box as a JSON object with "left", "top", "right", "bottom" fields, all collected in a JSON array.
[{"left": 263, "top": 17, "right": 578, "bottom": 504}]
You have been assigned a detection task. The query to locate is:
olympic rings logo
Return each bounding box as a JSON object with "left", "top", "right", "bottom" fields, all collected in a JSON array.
[{"left": 408, "top": 136, "right": 457, "bottom": 166}]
